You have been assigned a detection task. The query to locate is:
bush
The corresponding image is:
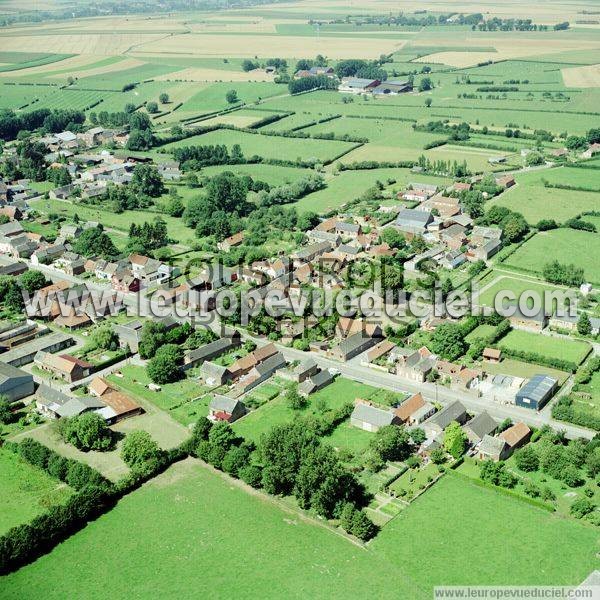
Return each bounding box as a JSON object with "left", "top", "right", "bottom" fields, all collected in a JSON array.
[
  {"left": 570, "top": 497, "right": 595, "bottom": 518},
  {"left": 121, "top": 431, "right": 162, "bottom": 468},
  {"left": 239, "top": 464, "right": 263, "bottom": 488},
  {"left": 514, "top": 446, "right": 539, "bottom": 472}
]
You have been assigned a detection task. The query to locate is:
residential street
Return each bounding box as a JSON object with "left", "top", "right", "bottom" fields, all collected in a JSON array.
[{"left": 12, "top": 257, "right": 597, "bottom": 440}]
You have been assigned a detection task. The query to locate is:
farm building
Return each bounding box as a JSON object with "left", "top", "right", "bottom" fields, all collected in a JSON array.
[
  {"left": 0, "top": 361, "right": 34, "bottom": 401},
  {"left": 338, "top": 78, "right": 381, "bottom": 94},
  {"left": 34, "top": 352, "right": 93, "bottom": 383},
  {"left": 183, "top": 332, "right": 241, "bottom": 370},
  {"left": 515, "top": 375, "right": 558, "bottom": 410},
  {"left": 350, "top": 402, "right": 398, "bottom": 432},
  {"left": 0, "top": 332, "right": 74, "bottom": 367},
  {"left": 372, "top": 80, "right": 412, "bottom": 95},
  {"left": 327, "top": 332, "right": 380, "bottom": 362},
  {"left": 478, "top": 434, "right": 508, "bottom": 462},
  {"left": 499, "top": 421, "right": 531, "bottom": 455},
  {"left": 394, "top": 392, "right": 435, "bottom": 426},
  {"left": 394, "top": 208, "right": 433, "bottom": 235},
  {"left": 89, "top": 377, "right": 143, "bottom": 423},
  {"left": 208, "top": 395, "right": 246, "bottom": 423},
  {"left": 200, "top": 361, "right": 230, "bottom": 386},
  {"left": 298, "top": 369, "right": 334, "bottom": 396},
  {"left": 35, "top": 384, "right": 105, "bottom": 419}
]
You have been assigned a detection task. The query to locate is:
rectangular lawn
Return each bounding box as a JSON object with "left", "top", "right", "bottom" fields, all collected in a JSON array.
[{"left": 498, "top": 330, "right": 591, "bottom": 365}]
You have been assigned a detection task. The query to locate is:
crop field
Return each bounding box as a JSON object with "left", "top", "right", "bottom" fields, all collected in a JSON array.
[
  {"left": 0, "top": 447, "right": 73, "bottom": 536},
  {"left": 3, "top": 461, "right": 596, "bottom": 599},
  {"left": 0, "top": 83, "right": 55, "bottom": 109},
  {"left": 498, "top": 330, "right": 591, "bottom": 365},
  {"left": 162, "top": 128, "right": 358, "bottom": 163},
  {"left": 503, "top": 229, "right": 600, "bottom": 285}
]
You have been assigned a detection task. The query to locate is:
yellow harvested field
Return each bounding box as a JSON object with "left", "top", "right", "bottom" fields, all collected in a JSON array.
[
  {"left": 0, "top": 33, "right": 167, "bottom": 56},
  {"left": 0, "top": 53, "right": 101, "bottom": 78},
  {"left": 155, "top": 67, "right": 275, "bottom": 82},
  {"left": 562, "top": 64, "right": 600, "bottom": 88},
  {"left": 47, "top": 57, "right": 145, "bottom": 80},
  {"left": 135, "top": 33, "right": 405, "bottom": 58}
]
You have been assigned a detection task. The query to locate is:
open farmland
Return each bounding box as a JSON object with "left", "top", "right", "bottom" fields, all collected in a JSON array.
[
  {"left": 2, "top": 461, "right": 597, "bottom": 599},
  {"left": 503, "top": 229, "right": 600, "bottom": 284},
  {"left": 489, "top": 181, "right": 600, "bottom": 225},
  {"left": 162, "top": 128, "right": 359, "bottom": 163},
  {"left": 477, "top": 271, "right": 567, "bottom": 309}
]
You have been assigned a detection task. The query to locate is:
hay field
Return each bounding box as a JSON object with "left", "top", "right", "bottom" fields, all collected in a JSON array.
[
  {"left": 135, "top": 32, "right": 405, "bottom": 58},
  {"left": 0, "top": 53, "right": 99, "bottom": 77},
  {"left": 47, "top": 57, "right": 145, "bottom": 80},
  {"left": 562, "top": 63, "right": 600, "bottom": 88},
  {"left": 0, "top": 33, "right": 167, "bottom": 55},
  {"left": 155, "top": 67, "right": 274, "bottom": 82}
]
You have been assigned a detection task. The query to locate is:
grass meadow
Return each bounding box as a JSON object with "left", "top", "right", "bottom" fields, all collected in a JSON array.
[
  {"left": 2, "top": 462, "right": 597, "bottom": 598},
  {"left": 162, "top": 128, "right": 358, "bottom": 163},
  {"left": 503, "top": 229, "right": 600, "bottom": 285},
  {"left": 497, "top": 330, "right": 591, "bottom": 365},
  {"left": 0, "top": 447, "right": 73, "bottom": 536},
  {"left": 489, "top": 178, "right": 600, "bottom": 225}
]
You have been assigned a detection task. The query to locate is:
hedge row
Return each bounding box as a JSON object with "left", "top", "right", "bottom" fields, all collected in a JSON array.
[{"left": 0, "top": 439, "right": 187, "bottom": 574}]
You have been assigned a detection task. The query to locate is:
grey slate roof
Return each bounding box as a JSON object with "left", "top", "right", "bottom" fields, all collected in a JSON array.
[
  {"left": 425, "top": 400, "right": 466, "bottom": 430},
  {"left": 56, "top": 396, "right": 105, "bottom": 418},
  {"left": 254, "top": 352, "right": 286, "bottom": 376},
  {"left": 395, "top": 208, "right": 433, "bottom": 229},
  {"left": 479, "top": 434, "right": 506, "bottom": 456},
  {"left": 294, "top": 358, "right": 317, "bottom": 375},
  {"left": 0, "top": 361, "right": 30, "bottom": 385},
  {"left": 209, "top": 395, "right": 242, "bottom": 414},
  {"left": 351, "top": 403, "right": 395, "bottom": 427},
  {"left": 464, "top": 411, "right": 497, "bottom": 441}
]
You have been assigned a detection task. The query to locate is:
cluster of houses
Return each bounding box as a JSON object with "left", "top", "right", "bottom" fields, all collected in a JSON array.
[
  {"left": 36, "top": 376, "right": 142, "bottom": 423},
  {"left": 0, "top": 217, "right": 180, "bottom": 295},
  {"left": 350, "top": 392, "right": 532, "bottom": 462},
  {"left": 361, "top": 334, "right": 559, "bottom": 410},
  {"left": 391, "top": 179, "right": 516, "bottom": 266}
]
